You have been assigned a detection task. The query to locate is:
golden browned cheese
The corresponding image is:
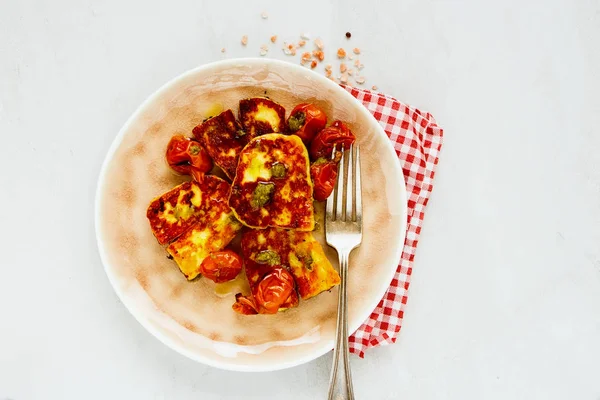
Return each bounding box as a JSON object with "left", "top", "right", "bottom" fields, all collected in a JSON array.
[
  {"left": 241, "top": 228, "right": 340, "bottom": 300},
  {"left": 192, "top": 109, "right": 248, "bottom": 180},
  {"left": 239, "top": 98, "right": 286, "bottom": 136},
  {"left": 146, "top": 181, "right": 205, "bottom": 245},
  {"left": 228, "top": 134, "right": 315, "bottom": 231},
  {"left": 146, "top": 175, "right": 242, "bottom": 280}
]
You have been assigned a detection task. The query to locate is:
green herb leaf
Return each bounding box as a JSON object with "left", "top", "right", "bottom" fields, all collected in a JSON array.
[
  {"left": 255, "top": 250, "right": 281, "bottom": 266},
  {"left": 251, "top": 182, "right": 276, "bottom": 208},
  {"left": 288, "top": 111, "right": 306, "bottom": 132}
]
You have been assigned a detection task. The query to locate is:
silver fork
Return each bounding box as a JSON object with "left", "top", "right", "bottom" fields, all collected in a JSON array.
[{"left": 326, "top": 143, "right": 362, "bottom": 400}]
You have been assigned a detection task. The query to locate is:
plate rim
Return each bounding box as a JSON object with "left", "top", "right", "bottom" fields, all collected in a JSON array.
[{"left": 94, "top": 57, "right": 408, "bottom": 371}]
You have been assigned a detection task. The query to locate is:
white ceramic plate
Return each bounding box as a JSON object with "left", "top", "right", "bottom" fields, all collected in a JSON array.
[{"left": 95, "top": 58, "right": 407, "bottom": 371}]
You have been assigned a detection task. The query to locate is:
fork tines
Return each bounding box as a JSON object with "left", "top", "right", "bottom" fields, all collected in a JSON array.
[{"left": 327, "top": 144, "right": 362, "bottom": 223}]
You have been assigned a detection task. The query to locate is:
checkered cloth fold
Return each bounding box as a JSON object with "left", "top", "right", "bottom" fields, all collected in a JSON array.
[{"left": 343, "top": 87, "right": 444, "bottom": 357}]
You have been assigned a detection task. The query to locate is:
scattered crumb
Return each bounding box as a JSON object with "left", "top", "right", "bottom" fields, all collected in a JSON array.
[
  {"left": 358, "top": 63, "right": 364, "bottom": 70},
  {"left": 221, "top": 48, "right": 226, "bottom": 53},
  {"left": 325, "top": 69, "right": 332, "bottom": 78},
  {"left": 313, "top": 50, "right": 325, "bottom": 61},
  {"left": 325, "top": 64, "right": 332, "bottom": 70},
  {"left": 372, "top": 85, "right": 378, "bottom": 90},
  {"left": 310, "top": 60, "right": 317, "bottom": 69},
  {"left": 261, "top": 11, "right": 268, "bottom": 19},
  {"left": 355, "top": 76, "right": 366, "bottom": 84},
  {"left": 348, "top": 69, "right": 354, "bottom": 76},
  {"left": 337, "top": 48, "right": 346, "bottom": 58},
  {"left": 270, "top": 35, "right": 277, "bottom": 43},
  {"left": 282, "top": 42, "right": 297, "bottom": 55},
  {"left": 301, "top": 33, "right": 311, "bottom": 40},
  {"left": 288, "top": 43, "right": 297, "bottom": 55},
  {"left": 353, "top": 47, "right": 361, "bottom": 54},
  {"left": 345, "top": 32, "right": 352, "bottom": 38},
  {"left": 340, "top": 73, "right": 348, "bottom": 84},
  {"left": 314, "top": 38, "right": 324, "bottom": 50},
  {"left": 241, "top": 35, "right": 248, "bottom": 46},
  {"left": 349, "top": 55, "right": 354, "bottom": 60},
  {"left": 298, "top": 40, "right": 306, "bottom": 47},
  {"left": 301, "top": 52, "right": 312, "bottom": 64},
  {"left": 354, "top": 59, "right": 360, "bottom": 67},
  {"left": 260, "top": 44, "right": 269, "bottom": 56},
  {"left": 340, "top": 63, "right": 347, "bottom": 73}
]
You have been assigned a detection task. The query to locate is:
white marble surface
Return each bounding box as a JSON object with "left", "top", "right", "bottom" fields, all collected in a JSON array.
[{"left": 1, "top": 0, "right": 599, "bottom": 399}]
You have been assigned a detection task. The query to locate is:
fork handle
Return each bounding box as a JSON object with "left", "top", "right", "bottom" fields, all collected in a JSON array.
[{"left": 328, "top": 251, "right": 355, "bottom": 400}]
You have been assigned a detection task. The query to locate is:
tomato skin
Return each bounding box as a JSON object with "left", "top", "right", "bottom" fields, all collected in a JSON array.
[
  {"left": 287, "top": 103, "right": 327, "bottom": 144},
  {"left": 252, "top": 266, "right": 295, "bottom": 314},
  {"left": 232, "top": 294, "right": 258, "bottom": 315},
  {"left": 199, "top": 250, "right": 243, "bottom": 283},
  {"left": 166, "top": 135, "right": 193, "bottom": 174},
  {"left": 187, "top": 143, "right": 213, "bottom": 173},
  {"left": 165, "top": 135, "right": 213, "bottom": 177},
  {"left": 309, "top": 121, "right": 356, "bottom": 160},
  {"left": 310, "top": 160, "right": 338, "bottom": 201}
]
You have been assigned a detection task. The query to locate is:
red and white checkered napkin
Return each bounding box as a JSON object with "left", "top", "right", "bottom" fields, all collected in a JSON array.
[{"left": 343, "top": 86, "right": 444, "bottom": 357}]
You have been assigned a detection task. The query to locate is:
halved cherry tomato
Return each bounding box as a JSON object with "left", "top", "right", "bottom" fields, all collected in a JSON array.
[
  {"left": 309, "top": 121, "right": 356, "bottom": 160},
  {"left": 199, "top": 250, "right": 243, "bottom": 283},
  {"left": 310, "top": 159, "right": 338, "bottom": 201},
  {"left": 165, "top": 135, "right": 213, "bottom": 178},
  {"left": 252, "top": 266, "right": 295, "bottom": 314},
  {"left": 232, "top": 294, "right": 258, "bottom": 315},
  {"left": 287, "top": 103, "right": 327, "bottom": 144}
]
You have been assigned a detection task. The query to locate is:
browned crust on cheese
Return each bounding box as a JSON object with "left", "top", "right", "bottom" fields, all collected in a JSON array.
[
  {"left": 146, "top": 181, "right": 201, "bottom": 244},
  {"left": 239, "top": 98, "right": 286, "bottom": 136},
  {"left": 229, "top": 134, "right": 314, "bottom": 231},
  {"left": 241, "top": 228, "right": 339, "bottom": 300},
  {"left": 192, "top": 110, "right": 247, "bottom": 179}
]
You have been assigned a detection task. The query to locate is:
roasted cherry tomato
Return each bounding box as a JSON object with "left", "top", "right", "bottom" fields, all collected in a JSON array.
[
  {"left": 287, "top": 103, "right": 327, "bottom": 144},
  {"left": 199, "top": 250, "right": 243, "bottom": 283},
  {"left": 165, "top": 135, "right": 213, "bottom": 177},
  {"left": 232, "top": 294, "right": 259, "bottom": 315},
  {"left": 166, "top": 135, "right": 193, "bottom": 174},
  {"left": 309, "top": 121, "right": 356, "bottom": 160},
  {"left": 310, "top": 159, "right": 338, "bottom": 201},
  {"left": 252, "top": 266, "right": 295, "bottom": 314}
]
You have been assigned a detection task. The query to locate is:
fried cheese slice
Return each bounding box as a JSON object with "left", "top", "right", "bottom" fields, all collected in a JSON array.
[
  {"left": 228, "top": 134, "right": 314, "bottom": 231},
  {"left": 239, "top": 97, "right": 286, "bottom": 136},
  {"left": 240, "top": 227, "right": 340, "bottom": 301},
  {"left": 158, "top": 176, "right": 241, "bottom": 280},
  {"left": 146, "top": 180, "right": 205, "bottom": 245},
  {"left": 192, "top": 109, "right": 248, "bottom": 180}
]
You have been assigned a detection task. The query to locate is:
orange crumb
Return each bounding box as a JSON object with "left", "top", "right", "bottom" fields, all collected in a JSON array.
[
  {"left": 340, "top": 63, "right": 347, "bottom": 73},
  {"left": 353, "top": 47, "right": 361, "bottom": 54},
  {"left": 372, "top": 85, "right": 378, "bottom": 90},
  {"left": 312, "top": 50, "right": 325, "bottom": 61},
  {"left": 340, "top": 73, "right": 348, "bottom": 84},
  {"left": 270, "top": 35, "right": 277, "bottom": 43},
  {"left": 298, "top": 40, "right": 306, "bottom": 47},
  {"left": 241, "top": 35, "right": 248, "bottom": 46},
  {"left": 355, "top": 76, "right": 366, "bottom": 84},
  {"left": 354, "top": 59, "right": 360, "bottom": 67},
  {"left": 310, "top": 60, "right": 317, "bottom": 69},
  {"left": 221, "top": 48, "right": 226, "bottom": 53},
  {"left": 301, "top": 52, "right": 312, "bottom": 63},
  {"left": 337, "top": 48, "right": 346, "bottom": 58}
]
